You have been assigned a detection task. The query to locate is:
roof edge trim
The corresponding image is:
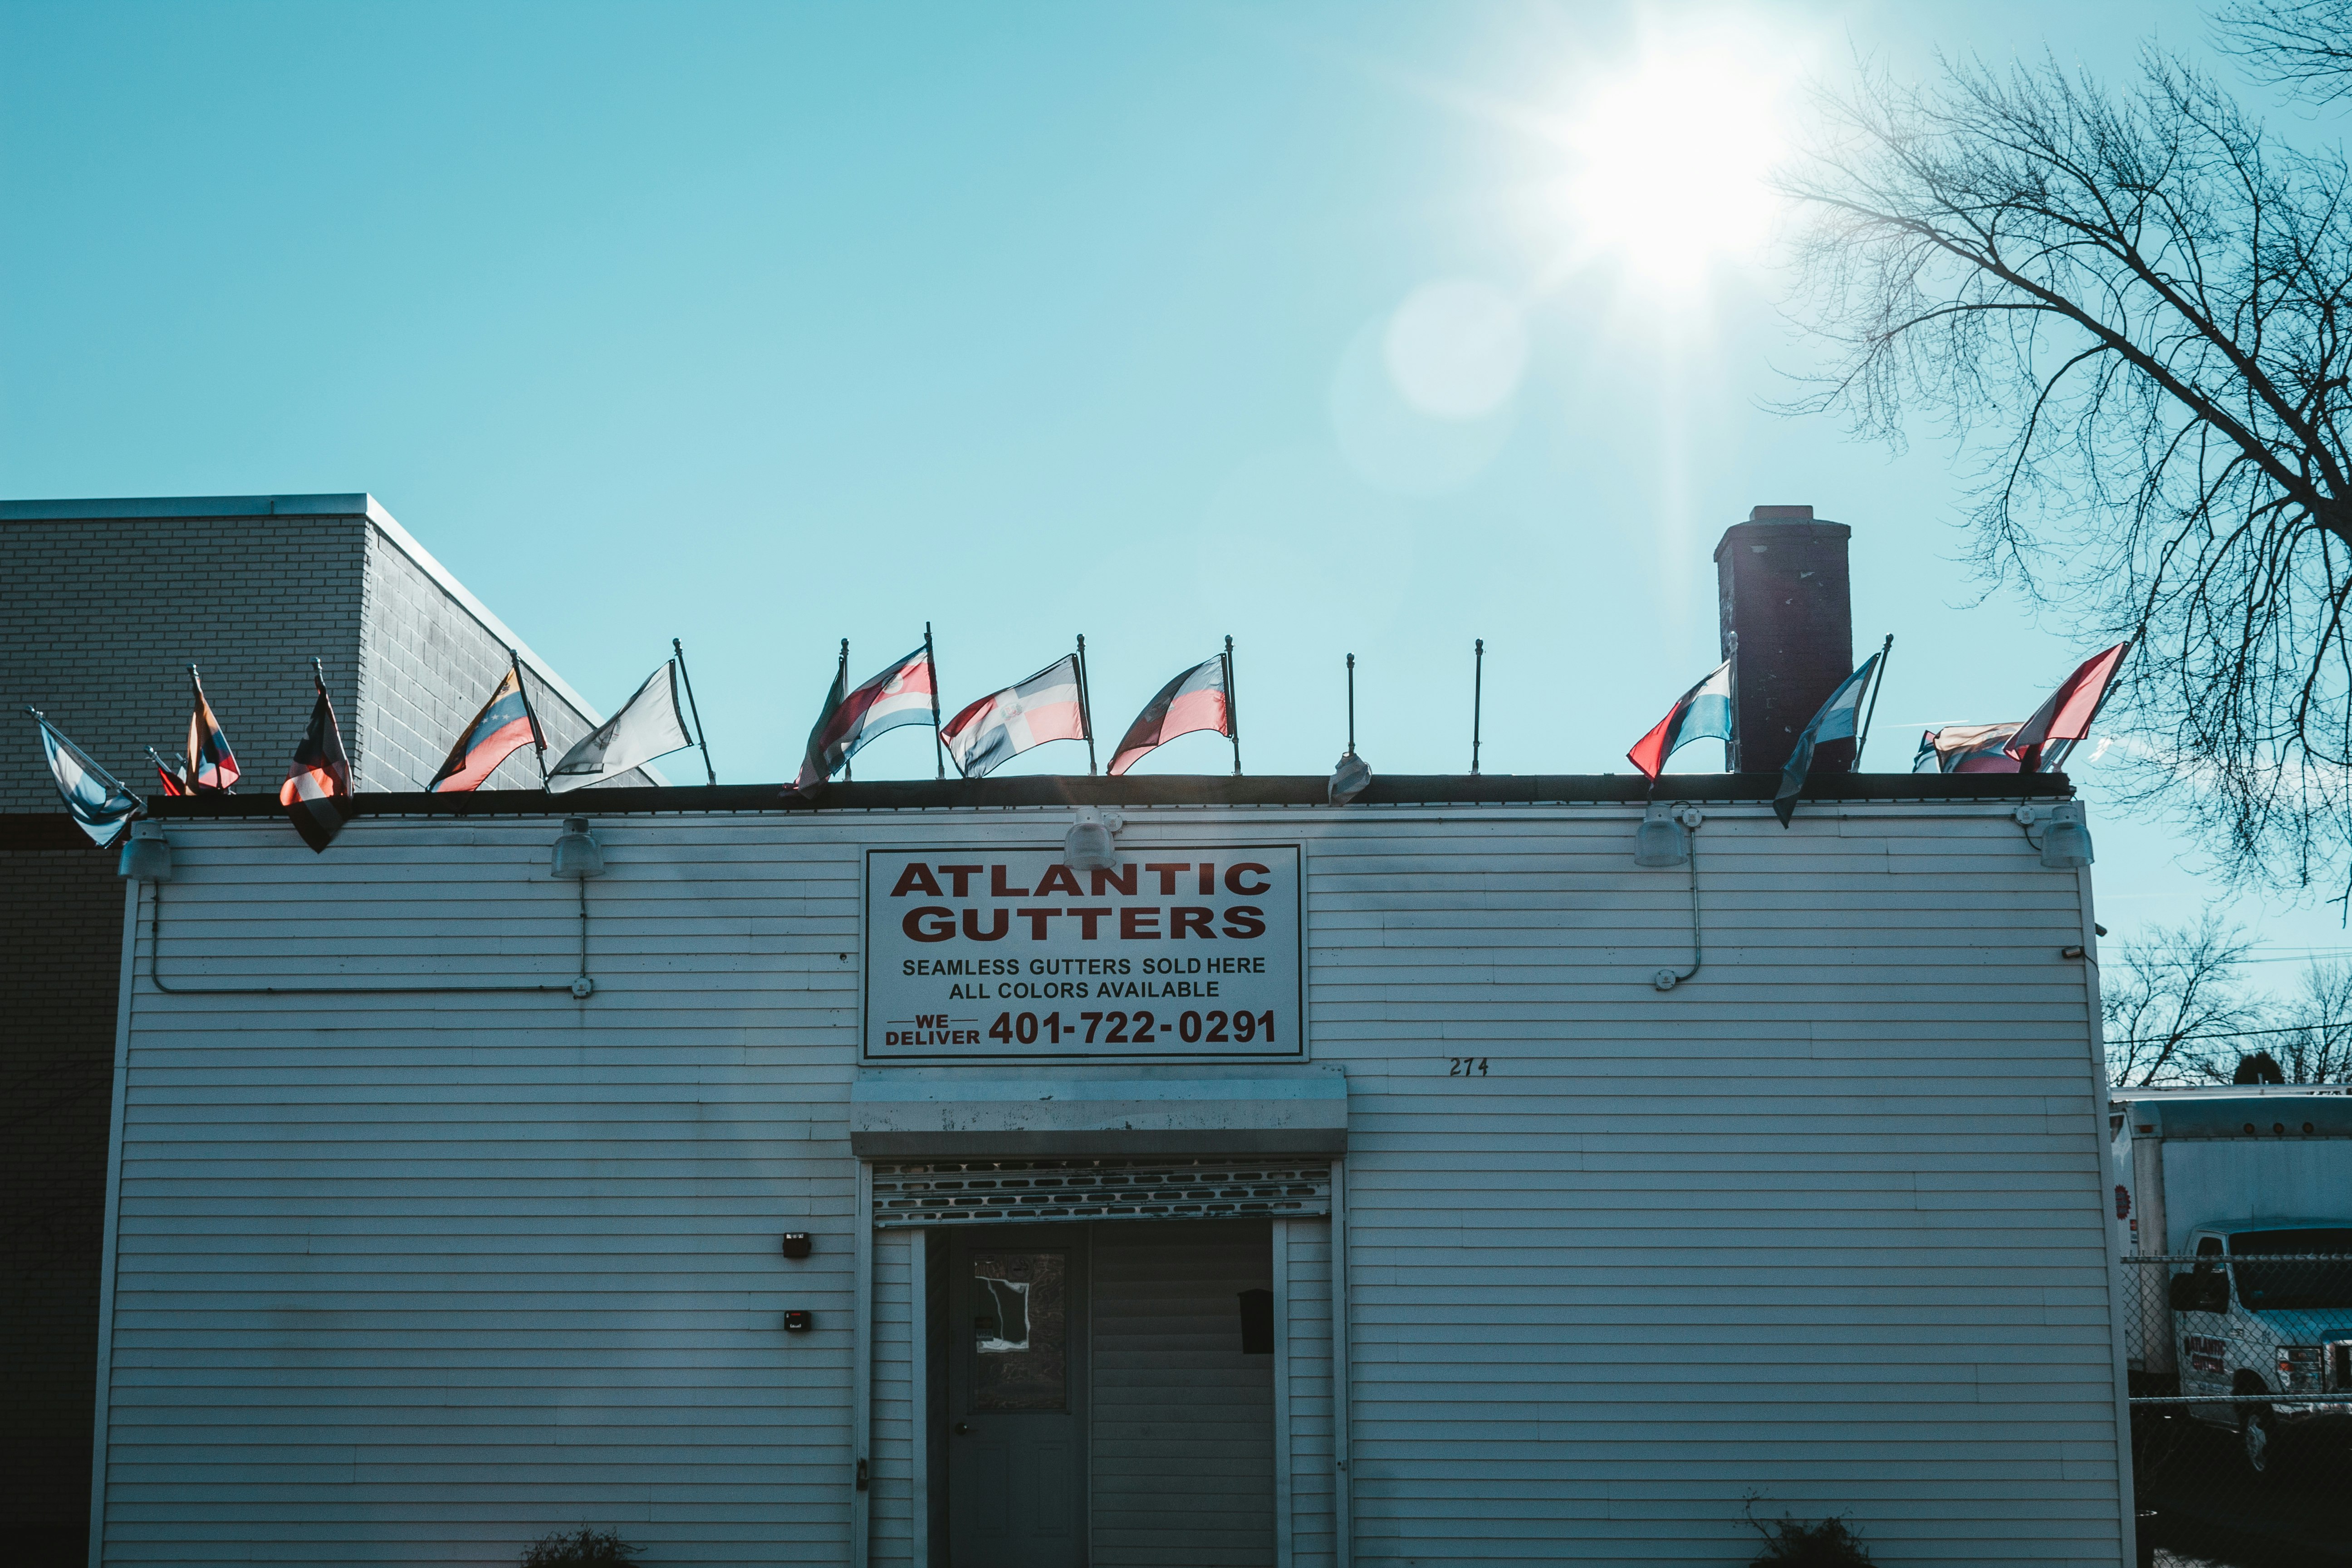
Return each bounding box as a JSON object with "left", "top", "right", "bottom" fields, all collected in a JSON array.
[{"left": 143, "top": 770, "right": 2076, "bottom": 818}]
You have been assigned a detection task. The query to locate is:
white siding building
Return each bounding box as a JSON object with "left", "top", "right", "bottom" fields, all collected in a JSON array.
[{"left": 89, "top": 769, "right": 2128, "bottom": 1568}]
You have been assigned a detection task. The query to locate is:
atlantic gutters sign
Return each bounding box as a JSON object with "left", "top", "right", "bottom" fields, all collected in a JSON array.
[{"left": 862, "top": 844, "right": 1303, "bottom": 1061}]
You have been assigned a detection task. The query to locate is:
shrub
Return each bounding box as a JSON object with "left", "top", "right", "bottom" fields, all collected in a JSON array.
[
  {"left": 519, "top": 1526, "right": 643, "bottom": 1568},
  {"left": 1744, "top": 1500, "right": 1874, "bottom": 1567}
]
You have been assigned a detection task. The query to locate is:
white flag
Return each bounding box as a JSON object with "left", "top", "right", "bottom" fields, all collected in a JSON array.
[
  {"left": 547, "top": 662, "right": 693, "bottom": 793},
  {"left": 29, "top": 708, "right": 142, "bottom": 845}
]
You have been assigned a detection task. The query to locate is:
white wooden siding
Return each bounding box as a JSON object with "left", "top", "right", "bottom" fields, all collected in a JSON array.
[
  {"left": 1281, "top": 1219, "right": 1336, "bottom": 1568},
  {"left": 1089, "top": 1220, "right": 1276, "bottom": 1566},
  {"left": 870, "top": 1227, "right": 915, "bottom": 1567},
  {"left": 97, "top": 802, "right": 2121, "bottom": 1567}
]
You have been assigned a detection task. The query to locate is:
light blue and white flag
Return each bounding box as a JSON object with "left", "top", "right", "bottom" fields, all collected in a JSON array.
[
  {"left": 1774, "top": 655, "right": 1880, "bottom": 826},
  {"left": 1628, "top": 659, "right": 1733, "bottom": 779},
  {"left": 28, "top": 707, "right": 142, "bottom": 846}
]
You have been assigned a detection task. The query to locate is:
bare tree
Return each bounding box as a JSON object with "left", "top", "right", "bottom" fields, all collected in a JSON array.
[
  {"left": 2274, "top": 955, "right": 2352, "bottom": 1080},
  {"left": 1779, "top": 24, "right": 2352, "bottom": 894},
  {"left": 2215, "top": 0, "right": 2352, "bottom": 108},
  {"left": 2102, "top": 916, "right": 2267, "bottom": 1084}
]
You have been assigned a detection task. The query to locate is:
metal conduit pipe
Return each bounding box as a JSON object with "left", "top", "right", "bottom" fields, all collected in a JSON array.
[
  {"left": 1650, "top": 809, "right": 1704, "bottom": 992},
  {"left": 144, "top": 877, "right": 593, "bottom": 996}
]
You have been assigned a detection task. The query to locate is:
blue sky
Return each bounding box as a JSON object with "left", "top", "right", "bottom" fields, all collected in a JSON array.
[{"left": 7, "top": 0, "right": 2345, "bottom": 983}]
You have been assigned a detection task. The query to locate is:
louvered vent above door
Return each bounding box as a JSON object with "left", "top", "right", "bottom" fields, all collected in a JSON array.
[{"left": 871, "top": 1158, "right": 1331, "bottom": 1228}]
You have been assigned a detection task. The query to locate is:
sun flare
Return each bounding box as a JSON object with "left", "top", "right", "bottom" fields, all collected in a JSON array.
[{"left": 1555, "top": 42, "right": 1792, "bottom": 290}]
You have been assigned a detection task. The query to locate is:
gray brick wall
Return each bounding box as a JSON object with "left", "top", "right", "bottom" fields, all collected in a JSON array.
[
  {"left": 1, "top": 502, "right": 621, "bottom": 806},
  {"left": 0, "top": 512, "right": 369, "bottom": 810},
  {"left": 356, "top": 524, "right": 602, "bottom": 791}
]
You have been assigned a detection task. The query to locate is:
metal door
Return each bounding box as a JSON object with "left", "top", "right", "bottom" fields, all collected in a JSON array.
[{"left": 947, "top": 1227, "right": 1087, "bottom": 1568}]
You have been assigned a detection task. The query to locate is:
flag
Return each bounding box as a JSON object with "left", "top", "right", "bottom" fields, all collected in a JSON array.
[
  {"left": 1109, "top": 655, "right": 1231, "bottom": 776},
  {"left": 28, "top": 709, "right": 141, "bottom": 847},
  {"left": 793, "top": 645, "right": 936, "bottom": 789},
  {"left": 792, "top": 656, "right": 849, "bottom": 791},
  {"left": 1774, "top": 654, "right": 1880, "bottom": 826},
  {"left": 185, "top": 667, "right": 239, "bottom": 792},
  {"left": 431, "top": 667, "right": 540, "bottom": 792},
  {"left": 278, "top": 670, "right": 354, "bottom": 853},
  {"left": 2006, "top": 642, "right": 2127, "bottom": 770},
  {"left": 1912, "top": 722, "right": 2023, "bottom": 775},
  {"left": 548, "top": 661, "right": 694, "bottom": 794},
  {"left": 147, "top": 747, "right": 189, "bottom": 797},
  {"left": 1627, "top": 660, "right": 1732, "bottom": 779},
  {"left": 941, "top": 653, "right": 1086, "bottom": 779},
  {"left": 1329, "top": 749, "right": 1372, "bottom": 805}
]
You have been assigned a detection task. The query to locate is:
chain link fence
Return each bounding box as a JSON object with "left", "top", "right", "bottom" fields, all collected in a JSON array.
[{"left": 2123, "top": 1252, "right": 2352, "bottom": 1562}]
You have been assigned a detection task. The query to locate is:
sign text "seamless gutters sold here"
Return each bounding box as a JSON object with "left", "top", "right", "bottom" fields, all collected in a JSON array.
[{"left": 862, "top": 844, "right": 1303, "bottom": 1061}]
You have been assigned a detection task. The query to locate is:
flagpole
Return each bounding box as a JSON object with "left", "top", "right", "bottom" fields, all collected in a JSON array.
[
  {"left": 186, "top": 664, "right": 201, "bottom": 793},
  {"left": 1346, "top": 653, "right": 1356, "bottom": 755},
  {"left": 1724, "top": 631, "right": 1741, "bottom": 773},
  {"left": 1223, "top": 635, "right": 1241, "bottom": 776},
  {"left": 1470, "top": 638, "right": 1485, "bottom": 775},
  {"left": 838, "top": 639, "right": 852, "bottom": 784},
  {"left": 925, "top": 622, "right": 946, "bottom": 781},
  {"left": 509, "top": 648, "right": 553, "bottom": 790},
  {"left": 1853, "top": 633, "right": 1894, "bottom": 769},
  {"left": 671, "top": 638, "right": 716, "bottom": 786},
  {"left": 1076, "top": 634, "right": 1098, "bottom": 776}
]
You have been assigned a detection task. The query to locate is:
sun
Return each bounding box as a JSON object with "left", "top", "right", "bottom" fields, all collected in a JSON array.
[{"left": 1552, "top": 40, "right": 1793, "bottom": 291}]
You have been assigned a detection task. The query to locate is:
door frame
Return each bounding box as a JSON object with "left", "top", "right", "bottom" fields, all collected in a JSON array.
[{"left": 866, "top": 1158, "right": 1352, "bottom": 1568}]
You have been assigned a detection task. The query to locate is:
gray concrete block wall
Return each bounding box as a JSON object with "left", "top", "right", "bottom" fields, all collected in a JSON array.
[
  {"left": 1, "top": 504, "right": 631, "bottom": 807},
  {"left": 356, "top": 525, "right": 600, "bottom": 791},
  {"left": 0, "top": 514, "right": 368, "bottom": 810}
]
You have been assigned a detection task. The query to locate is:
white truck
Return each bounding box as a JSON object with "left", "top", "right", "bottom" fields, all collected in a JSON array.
[{"left": 2111, "top": 1089, "right": 2352, "bottom": 1475}]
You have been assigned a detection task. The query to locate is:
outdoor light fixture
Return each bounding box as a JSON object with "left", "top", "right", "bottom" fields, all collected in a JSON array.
[
  {"left": 2015, "top": 801, "right": 2094, "bottom": 870},
  {"left": 1633, "top": 804, "right": 1689, "bottom": 868},
  {"left": 117, "top": 820, "right": 173, "bottom": 882},
  {"left": 1063, "top": 807, "right": 1123, "bottom": 875},
  {"left": 780, "top": 1232, "right": 812, "bottom": 1259},
  {"left": 2037, "top": 800, "right": 2094, "bottom": 869},
  {"left": 549, "top": 817, "right": 605, "bottom": 880}
]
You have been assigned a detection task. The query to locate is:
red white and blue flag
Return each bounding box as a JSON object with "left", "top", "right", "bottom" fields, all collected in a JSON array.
[
  {"left": 942, "top": 653, "right": 1087, "bottom": 779},
  {"left": 1109, "top": 654, "right": 1231, "bottom": 776},
  {"left": 147, "top": 747, "right": 189, "bottom": 798},
  {"left": 794, "top": 645, "right": 938, "bottom": 789},
  {"left": 2005, "top": 641, "right": 2127, "bottom": 771},
  {"left": 185, "top": 667, "right": 239, "bottom": 793},
  {"left": 279, "top": 669, "right": 354, "bottom": 853},
  {"left": 431, "top": 667, "right": 540, "bottom": 792},
  {"left": 1911, "top": 722, "right": 2023, "bottom": 775},
  {"left": 1910, "top": 643, "right": 2127, "bottom": 776},
  {"left": 1627, "top": 660, "right": 1732, "bottom": 779}
]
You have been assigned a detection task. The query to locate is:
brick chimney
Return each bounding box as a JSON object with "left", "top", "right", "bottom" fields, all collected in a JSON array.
[{"left": 1715, "top": 506, "right": 1854, "bottom": 774}]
